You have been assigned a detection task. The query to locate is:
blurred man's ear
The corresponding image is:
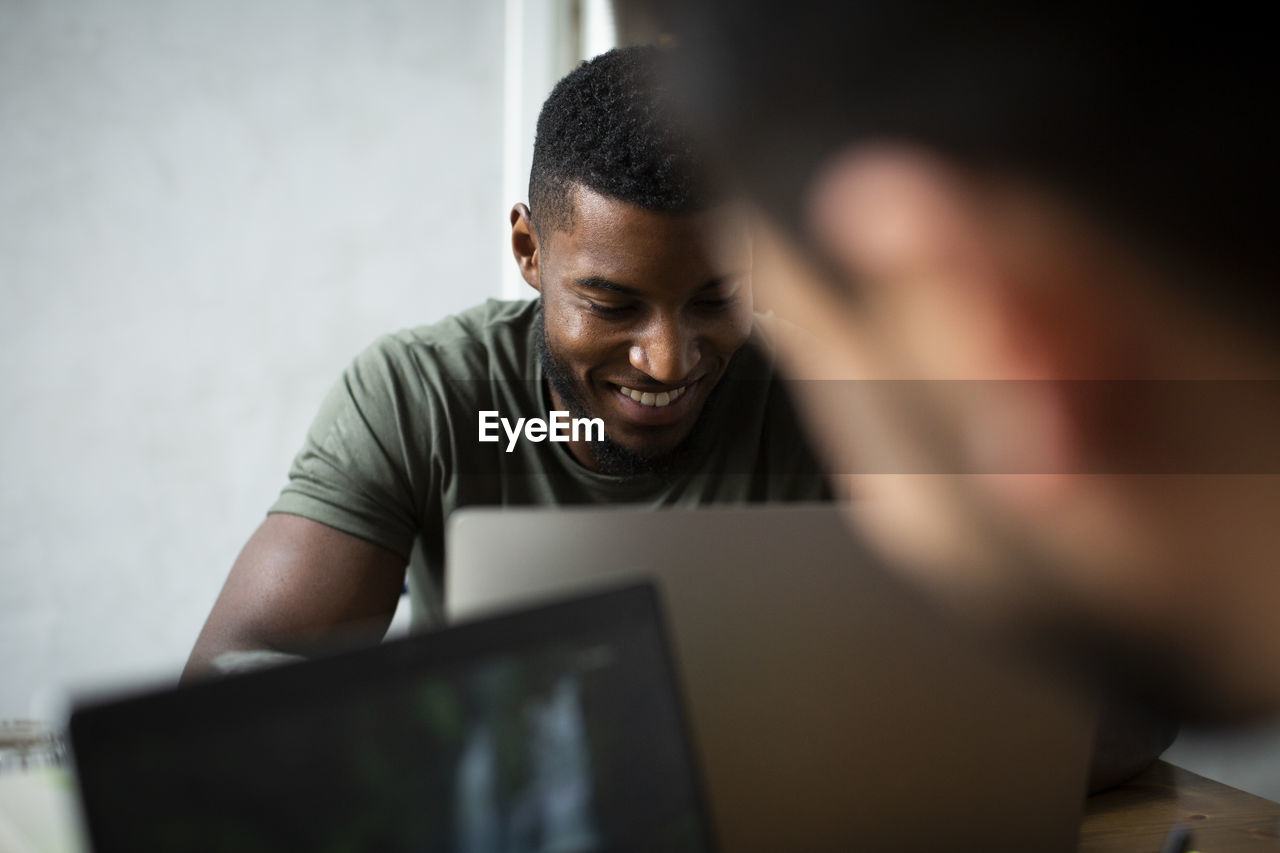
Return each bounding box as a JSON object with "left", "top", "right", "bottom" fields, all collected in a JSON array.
[{"left": 802, "top": 145, "right": 1129, "bottom": 510}]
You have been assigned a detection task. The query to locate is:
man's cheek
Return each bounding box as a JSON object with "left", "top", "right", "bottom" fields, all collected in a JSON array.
[
  {"left": 560, "top": 313, "right": 593, "bottom": 340},
  {"left": 708, "top": 309, "right": 753, "bottom": 357}
]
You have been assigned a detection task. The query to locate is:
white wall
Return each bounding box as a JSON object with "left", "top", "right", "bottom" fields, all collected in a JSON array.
[{"left": 0, "top": 0, "right": 515, "bottom": 714}]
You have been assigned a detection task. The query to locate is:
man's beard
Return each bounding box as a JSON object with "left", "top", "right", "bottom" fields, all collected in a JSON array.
[{"left": 535, "top": 310, "right": 702, "bottom": 477}]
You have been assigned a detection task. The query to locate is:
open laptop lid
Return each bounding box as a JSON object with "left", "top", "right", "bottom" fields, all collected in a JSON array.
[
  {"left": 447, "top": 504, "right": 1094, "bottom": 852},
  {"left": 70, "top": 581, "right": 715, "bottom": 852}
]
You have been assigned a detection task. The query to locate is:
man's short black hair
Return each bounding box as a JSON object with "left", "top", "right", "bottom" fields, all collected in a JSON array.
[
  {"left": 672, "top": 2, "right": 1276, "bottom": 326},
  {"left": 529, "top": 45, "right": 712, "bottom": 238}
]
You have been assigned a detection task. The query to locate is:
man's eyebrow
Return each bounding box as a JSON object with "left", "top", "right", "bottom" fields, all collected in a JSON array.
[
  {"left": 573, "top": 275, "right": 740, "bottom": 295},
  {"left": 574, "top": 277, "right": 642, "bottom": 296}
]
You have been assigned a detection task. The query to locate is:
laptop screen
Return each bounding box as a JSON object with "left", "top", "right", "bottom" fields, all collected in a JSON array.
[{"left": 71, "top": 582, "right": 713, "bottom": 852}]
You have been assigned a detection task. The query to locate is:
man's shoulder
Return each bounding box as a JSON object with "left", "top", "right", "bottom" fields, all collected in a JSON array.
[
  {"left": 357, "top": 299, "right": 539, "bottom": 380},
  {"left": 391, "top": 299, "right": 538, "bottom": 355}
]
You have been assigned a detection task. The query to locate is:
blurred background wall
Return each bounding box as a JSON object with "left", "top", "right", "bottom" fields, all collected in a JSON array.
[
  {"left": 0, "top": 0, "right": 611, "bottom": 716},
  {"left": 1, "top": 0, "right": 1276, "bottom": 803}
]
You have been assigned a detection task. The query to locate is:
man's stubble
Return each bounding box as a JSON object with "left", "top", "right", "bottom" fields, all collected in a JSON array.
[{"left": 534, "top": 306, "right": 713, "bottom": 478}]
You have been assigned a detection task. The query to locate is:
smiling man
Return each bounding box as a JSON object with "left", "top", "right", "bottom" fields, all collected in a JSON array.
[{"left": 183, "top": 47, "right": 828, "bottom": 677}]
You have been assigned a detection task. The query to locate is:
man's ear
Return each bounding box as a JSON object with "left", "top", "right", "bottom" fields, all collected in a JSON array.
[
  {"left": 510, "top": 204, "right": 542, "bottom": 293},
  {"left": 804, "top": 145, "right": 1113, "bottom": 504}
]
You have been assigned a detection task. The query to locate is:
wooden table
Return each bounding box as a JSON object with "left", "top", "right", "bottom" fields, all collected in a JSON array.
[{"left": 1081, "top": 761, "right": 1280, "bottom": 851}]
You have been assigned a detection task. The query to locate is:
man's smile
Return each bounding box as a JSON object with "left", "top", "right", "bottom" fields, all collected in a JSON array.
[
  {"left": 608, "top": 378, "right": 702, "bottom": 426},
  {"left": 616, "top": 382, "right": 690, "bottom": 408}
]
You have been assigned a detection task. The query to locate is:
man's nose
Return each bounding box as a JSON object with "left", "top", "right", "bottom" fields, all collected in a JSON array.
[{"left": 629, "top": 317, "right": 699, "bottom": 385}]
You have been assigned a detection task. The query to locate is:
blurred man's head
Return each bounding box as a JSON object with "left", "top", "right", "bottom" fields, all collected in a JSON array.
[
  {"left": 511, "top": 46, "right": 754, "bottom": 476},
  {"left": 673, "top": 3, "right": 1280, "bottom": 716}
]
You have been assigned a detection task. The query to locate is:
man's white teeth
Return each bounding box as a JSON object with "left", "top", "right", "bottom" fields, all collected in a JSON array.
[{"left": 619, "top": 384, "right": 686, "bottom": 407}]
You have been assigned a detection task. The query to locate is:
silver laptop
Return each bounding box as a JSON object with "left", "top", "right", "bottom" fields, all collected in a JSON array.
[{"left": 447, "top": 504, "right": 1093, "bottom": 852}]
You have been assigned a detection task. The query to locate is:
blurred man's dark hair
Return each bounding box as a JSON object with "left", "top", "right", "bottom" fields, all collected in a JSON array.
[{"left": 674, "top": 3, "right": 1274, "bottom": 327}]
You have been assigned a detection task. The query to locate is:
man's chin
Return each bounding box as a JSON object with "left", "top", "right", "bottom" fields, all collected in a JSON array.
[
  {"left": 586, "top": 382, "right": 729, "bottom": 476},
  {"left": 588, "top": 432, "right": 690, "bottom": 477}
]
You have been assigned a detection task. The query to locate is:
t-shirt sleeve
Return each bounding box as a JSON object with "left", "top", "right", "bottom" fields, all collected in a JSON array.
[{"left": 269, "top": 335, "right": 440, "bottom": 560}]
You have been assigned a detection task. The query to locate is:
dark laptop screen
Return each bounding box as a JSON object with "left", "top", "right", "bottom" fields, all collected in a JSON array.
[{"left": 71, "top": 582, "right": 713, "bottom": 852}]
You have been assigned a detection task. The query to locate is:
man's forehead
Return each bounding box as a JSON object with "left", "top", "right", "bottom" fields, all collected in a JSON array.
[{"left": 544, "top": 184, "right": 750, "bottom": 269}]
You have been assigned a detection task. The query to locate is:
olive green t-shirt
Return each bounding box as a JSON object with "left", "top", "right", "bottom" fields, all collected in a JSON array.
[{"left": 271, "top": 299, "right": 829, "bottom": 619}]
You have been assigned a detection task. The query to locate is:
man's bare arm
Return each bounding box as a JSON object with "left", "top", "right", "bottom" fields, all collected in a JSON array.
[{"left": 182, "top": 514, "right": 407, "bottom": 682}]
